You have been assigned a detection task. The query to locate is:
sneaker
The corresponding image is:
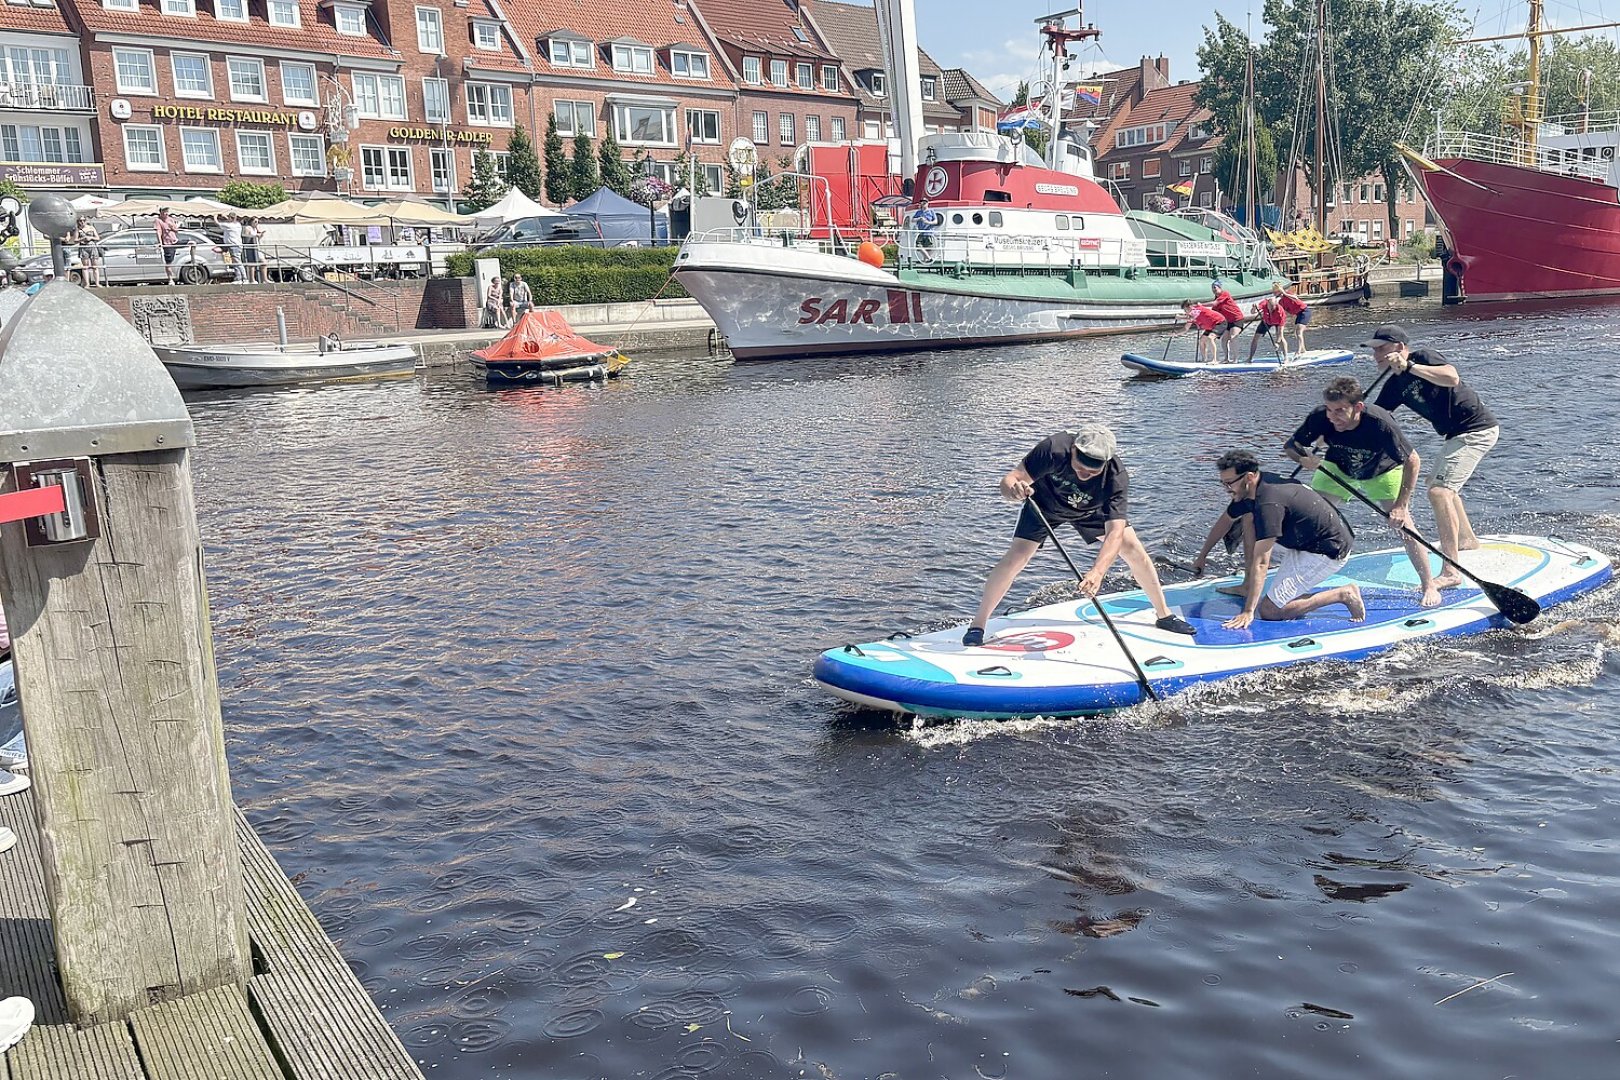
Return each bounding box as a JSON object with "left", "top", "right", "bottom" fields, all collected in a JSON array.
[
  {"left": 961, "top": 626, "right": 985, "bottom": 647},
  {"left": 1155, "top": 614, "right": 1197, "bottom": 636},
  {"left": 0, "top": 826, "right": 14, "bottom": 855},
  {"left": 0, "top": 997, "right": 34, "bottom": 1053},
  {"left": 0, "top": 769, "right": 28, "bottom": 797}
]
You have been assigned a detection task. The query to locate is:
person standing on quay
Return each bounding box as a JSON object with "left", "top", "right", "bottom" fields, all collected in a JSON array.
[
  {"left": 155, "top": 207, "right": 180, "bottom": 285},
  {"left": 220, "top": 213, "right": 244, "bottom": 282},
  {"left": 241, "top": 218, "right": 264, "bottom": 283},
  {"left": 1365, "top": 324, "right": 1500, "bottom": 586}
]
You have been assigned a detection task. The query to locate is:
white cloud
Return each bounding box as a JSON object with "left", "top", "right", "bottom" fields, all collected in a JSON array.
[{"left": 960, "top": 36, "right": 1046, "bottom": 102}]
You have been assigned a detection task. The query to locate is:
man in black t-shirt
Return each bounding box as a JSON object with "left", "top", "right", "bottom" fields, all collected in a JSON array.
[
  {"left": 1191, "top": 450, "right": 1365, "bottom": 629},
  {"left": 1285, "top": 376, "right": 1441, "bottom": 608},
  {"left": 1364, "top": 324, "right": 1499, "bottom": 588},
  {"left": 962, "top": 423, "right": 1197, "bottom": 646}
]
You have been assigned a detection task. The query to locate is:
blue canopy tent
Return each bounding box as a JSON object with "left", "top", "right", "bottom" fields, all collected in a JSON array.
[{"left": 569, "top": 187, "right": 668, "bottom": 246}]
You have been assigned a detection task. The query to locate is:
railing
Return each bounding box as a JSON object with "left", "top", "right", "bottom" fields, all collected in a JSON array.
[
  {"left": 1430, "top": 128, "right": 1612, "bottom": 183},
  {"left": 0, "top": 82, "right": 95, "bottom": 113}
]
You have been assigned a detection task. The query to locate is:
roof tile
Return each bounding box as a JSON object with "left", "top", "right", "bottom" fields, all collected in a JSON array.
[{"left": 64, "top": 0, "right": 398, "bottom": 59}]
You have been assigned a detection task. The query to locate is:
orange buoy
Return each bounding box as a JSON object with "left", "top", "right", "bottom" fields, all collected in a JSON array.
[{"left": 857, "top": 241, "right": 885, "bottom": 268}]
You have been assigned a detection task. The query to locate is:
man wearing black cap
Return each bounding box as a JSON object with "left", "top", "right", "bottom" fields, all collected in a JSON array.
[
  {"left": 962, "top": 423, "right": 1196, "bottom": 646},
  {"left": 1362, "top": 324, "right": 1499, "bottom": 587}
]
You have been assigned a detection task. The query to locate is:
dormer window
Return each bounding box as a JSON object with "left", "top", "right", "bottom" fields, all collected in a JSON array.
[
  {"left": 920, "top": 75, "right": 936, "bottom": 101},
  {"left": 162, "top": 0, "right": 195, "bottom": 16},
  {"left": 472, "top": 20, "right": 500, "bottom": 50},
  {"left": 215, "top": 0, "right": 246, "bottom": 19},
  {"left": 869, "top": 71, "right": 885, "bottom": 96},
  {"left": 742, "top": 56, "right": 760, "bottom": 84},
  {"left": 820, "top": 65, "right": 838, "bottom": 91},
  {"left": 612, "top": 42, "right": 653, "bottom": 74},
  {"left": 547, "top": 36, "right": 593, "bottom": 68},
  {"left": 795, "top": 62, "right": 812, "bottom": 89},
  {"left": 267, "top": 0, "right": 298, "bottom": 27},
  {"left": 670, "top": 48, "right": 708, "bottom": 79},
  {"left": 770, "top": 59, "right": 787, "bottom": 86},
  {"left": 335, "top": 3, "right": 367, "bottom": 36}
]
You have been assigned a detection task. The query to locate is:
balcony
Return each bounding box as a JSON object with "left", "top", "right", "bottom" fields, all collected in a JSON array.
[{"left": 0, "top": 83, "right": 96, "bottom": 114}]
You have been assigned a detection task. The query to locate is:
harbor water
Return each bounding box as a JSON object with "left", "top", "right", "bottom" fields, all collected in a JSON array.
[{"left": 187, "top": 299, "right": 1618, "bottom": 1078}]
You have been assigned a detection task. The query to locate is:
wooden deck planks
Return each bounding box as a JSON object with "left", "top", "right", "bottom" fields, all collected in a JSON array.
[
  {"left": 130, "top": 984, "right": 282, "bottom": 1080},
  {"left": 6, "top": 1022, "right": 144, "bottom": 1080},
  {"left": 0, "top": 790, "right": 68, "bottom": 1025}
]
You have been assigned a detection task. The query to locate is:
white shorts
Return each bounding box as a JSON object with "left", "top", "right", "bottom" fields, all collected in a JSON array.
[
  {"left": 1429, "top": 426, "right": 1499, "bottom": 493},
  {"left": 1265, "top": 546, "right": 1348, "bottom": 607}
]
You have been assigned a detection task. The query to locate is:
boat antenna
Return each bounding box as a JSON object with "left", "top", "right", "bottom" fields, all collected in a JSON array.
[{"left": 1035, "top": 6, "right": 1098, "bottom": 169}]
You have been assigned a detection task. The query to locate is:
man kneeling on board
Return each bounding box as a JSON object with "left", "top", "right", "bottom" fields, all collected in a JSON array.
[
  {"left": 1192, "top": 450, "right": 1364, "bottom": 630},
  {"left": 962, "top": 423, "right": 1197, "bottom": 646}
]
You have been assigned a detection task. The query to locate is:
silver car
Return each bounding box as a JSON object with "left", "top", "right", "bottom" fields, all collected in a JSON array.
[{"left": 10, "top": 227, "right": 235, "bottom": 286}]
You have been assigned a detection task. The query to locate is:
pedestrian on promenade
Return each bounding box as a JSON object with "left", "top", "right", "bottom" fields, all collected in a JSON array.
[
  {"left": 241, "top": 219, "right": 264, "bottom": 283},
  {"left": 220, "top": 214, "right": 244, "bottom": 282},
  {"left": 74, "top": 217, "right": 102, "bottom": 287},
  {"left": 155, "top": 207, "right": 180, "bottom": 285}
]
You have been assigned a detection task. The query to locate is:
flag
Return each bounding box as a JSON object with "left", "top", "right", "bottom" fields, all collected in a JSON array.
[
  {"left": 1168, "top": 181, "right": 1194, "bottom": 197},
  {"left": 995, "top": 102, "right": 1048, "bottom": 132},
  {"left": 1075, "top": 84, "right": 1103, "bottom": 106}
]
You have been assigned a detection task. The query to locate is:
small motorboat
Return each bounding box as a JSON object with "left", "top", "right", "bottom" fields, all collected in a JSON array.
[
  {"left": 470, "top": 310, "right": 630, "bottom": 385},
  {"left": 155, "top": 333, "right": 418, "bottom": 389}
]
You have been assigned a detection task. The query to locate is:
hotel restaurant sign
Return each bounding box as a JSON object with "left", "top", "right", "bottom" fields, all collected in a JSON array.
[{"left": 0, "top": 162, "right": 106, "bottom": 187}]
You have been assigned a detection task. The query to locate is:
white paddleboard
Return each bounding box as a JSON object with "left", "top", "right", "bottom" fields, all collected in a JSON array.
[{"left": 1121, "top": 348, "right": 1355, "bottom": 377}]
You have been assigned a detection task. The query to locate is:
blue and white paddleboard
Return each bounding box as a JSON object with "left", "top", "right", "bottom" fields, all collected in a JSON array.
[
  {"left": 813, "top": 535, "right": 1613, "bottom": 719},
  {"left": 1121, "top": 348, "right": 1354, "bottom": 377}
]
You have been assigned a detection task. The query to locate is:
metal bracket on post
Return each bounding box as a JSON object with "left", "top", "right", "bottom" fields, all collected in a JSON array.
[{"left": 12, "top": 458, "right": 99, "bottom": 546}]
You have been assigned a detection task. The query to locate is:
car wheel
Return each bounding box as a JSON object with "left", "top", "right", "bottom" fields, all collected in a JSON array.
[
  {"left": 298, "top": 267, "right": 316, "bottom": 282},
  {"left": 68, "top": 270, "right": 85, "bottom": 286},
  {"left": 178, "top": 264, "right": 209, "bottom": 286}
]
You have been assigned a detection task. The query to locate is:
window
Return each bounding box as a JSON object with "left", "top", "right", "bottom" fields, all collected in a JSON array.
[
  {"left": 702, "top": 163, "right": 722, "bottom": 191},
  {"left": 112, "top": 48, "right": 155, "bottom": 94},
  {"left": 1360, "top": 183, "right": 1370, "bottom": 202},
  {"left": 612, "top": 102, "right": 675, "bottom": 145},
  {"left": 1199, "top": 190, "right": 1213, "bottom": 208},
  {"left": 1178, "top": 159, "right": 1192, "bottom": 177},
  {"left": 335, "top": 4, "right": 367, "bottom": 36},
  {"left": 2, "top": 124, "right": 86, "bottom": 163},
  {"left": 685, "top": 108, "right": 719, "bottom": 144},
  {"left": 1342, "top": 183, "right": 1353, "bottom": 204},
  {"left": 1188, "top": 121, "right": 1210, "bottom": 139},
  {"left": 472, "top": 21, "right": 499, "bottom": 50},
  {"left": 215, "top": 0, "right": 245, "bottom": 19},
  {"left": 179, "top": 126, "right": 221, "bottom": 171},
  {"left": 1199, "top": 156, "right": 1212, "bottom": 173},
  {"left": 227, "top": 57, "right": 265, "bottom": 102},
  {"left": 122, "top": 124, "right": 164, "bottom": 169},
  {"left": 554, "top": 99, "right": 593, "bottom": 137},
  {"left": 796, "top": 62, "right": 812, "bottom": 89},
  {"left": 1404, "top": 219, "right": 1415, "bottom": 236},
  {"left": 1109, "top": 161, "right": 1130, "bottom": 180},
  {"left": 430, "top": 146, "right": 455, "bottom": 192},
  {"left": 770, "top": 60, "right": 787, "bottom": 87},
  {"left": 236, "top": 130, "right": 274, "bottom": 173},
  {"left": 354, "top": 73, "right": 407, "bottom": 120},
  {"left": 103, "top": 0, "right": 138, "bottom": 9},
  {"left": 742, "top": 56, "right": 760, "bottom": 84},
  {"left": 162, "top": 0, "right": 194, "bottom": 15},
  {"left": 549, "top": 38, "right": 592, "bottom": 67},
  {"left": 1373, "top": 184, "right": 1384, "bottom": 201},
  {"left": 671, "top": 50, "right": 708, "bottom": 79},
  {"left": 360, "top": 145, "right": 412, "bottom": 190},
  {"left": 805, "top": 115, "right": 820, "bottom": 142},
  {"left": 920, "top": 75, "right": 936, "bottom": 101},
  {"left": 1142, "top": 158, "right": 1160, "bottom": 178},
  {"left": 466, "top": 82, "right": 512, "bottom": 125},
  {"left": 821, "top": 65, "right": 838, "bottom": 91},
  {"left": 423, "top": 77, "right": 449, "bottom": 123},
  {"left": 1114, "top": 123, "right": 1169, "bottom": 148},
  {"left": 171, "top": 53, "right": 212, "bottom": 98},
  {"left": 752, "top": 110, "right": 768, "bottom": 143},
  {"left": 267, "top": 0, "right": 298, "bottom": 27},
  {"left": 281, "top": 62, "right": 317, "bottom": 106},
  {"left": 988, "top": 210, "right": 1002, "bottom": 227},
  {"left": 778, "top": 112, "right": 794, "bottom": 145},
  {"left": 830, "top": 116, "right": 844, "bottom": 141},
  {"left": 1372, "top": 220, "right": 1383, "bottom": 240},
  {"left": 612, "top": 44, "right": 653, "bottom": 73},
  {"left": 288, "top": 133, "right": 324, "bottom": 175},
  {"left": 869, "top": 71, "right": 885, "bottom": 96},
  {"left": 862, "top": 119, "right": 879, "bottom": 140},
  {"left": 416, "top": 7, "right": 444, "bottom": 53},
  {"left": 1055, "top": 214, "right": 1069, "bottom": 230}
]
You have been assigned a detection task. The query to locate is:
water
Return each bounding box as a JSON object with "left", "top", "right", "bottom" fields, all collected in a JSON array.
[{"left": 183, "top": 298, "right": 1619, "bottom": 1078}]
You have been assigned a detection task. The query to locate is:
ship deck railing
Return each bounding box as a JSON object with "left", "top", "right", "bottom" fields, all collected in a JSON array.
[{"left": 1429, "top": 128, "right": 1612, "bottom": 183}]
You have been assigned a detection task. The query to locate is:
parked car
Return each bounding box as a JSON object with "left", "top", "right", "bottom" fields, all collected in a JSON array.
[
  {"left": 472, "top": 215, "right": 609, "bottom": 251},
  {"left": 8, "top": 227, "right": 236, "bottom": 286}
]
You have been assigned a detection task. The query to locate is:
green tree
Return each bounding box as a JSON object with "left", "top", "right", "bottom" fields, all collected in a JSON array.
[
  {"left": 504, "top": 125, "right": 543, "bottom": 201},
  {"left": 668, "top": 151, "right": 714, "bottom": 197},
  {"left": 1213, "top": 123, "right": 1278, "bottom": 206},
  {"left": 462, "top": 149, "right": 509, "bottom": 212},
  {"left": 598, "top": 128, "right": 634, "bottom": 197},
  {"left": 543, "top": 113, "right": 571, "bottom": 205},
  {"left": 568, "top": 131, "right": 600, "bottom": 202},
  {"left": 217, "top": 180, "right": 288, "bottom": 208}
]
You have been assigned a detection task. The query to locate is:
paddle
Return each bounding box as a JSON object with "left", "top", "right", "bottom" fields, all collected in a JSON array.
[
  {"left": 1312, "top": 467, "right": 1540, "bottom": 624},
  {"left": 1026, "top": 501, "right": 1159, "bottom": 703}
]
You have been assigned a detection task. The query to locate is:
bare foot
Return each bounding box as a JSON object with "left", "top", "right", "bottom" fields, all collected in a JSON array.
[
  {"left": 1216, "top": 582, "right": 1246, "bottom": 596},
  {"left": 1433, "top": 572, "right": 1464, "bottom": 590},
  {"left": 1419, "top": 586, "right": 1443, "bottom": 608},
  {"left": 1345, "top": 584, "right": 1365, "bottom": 622},
  {"left": 1459, "top": 536, "right": 1482, "bottom": 551}
]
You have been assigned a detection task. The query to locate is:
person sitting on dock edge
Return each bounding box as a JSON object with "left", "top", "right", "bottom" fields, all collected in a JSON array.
[
  {"left": 1273, "top": 282, "right": 1310, "bottom": 353},
  {"left": 962, "top": 423, "right": 1197, "bottom": 646},
  {"left": 1364, "top": 324, "right": 1499, "bottom": 589},
  {"left": 1286, "top": 376, "right": 1442, "bottom": 607},
  {"left": 1192, "top": 449, "right": 1365, "bottom": 629},
  {"left": 508, "top": 272, "right": 534, "bottom": 321}
]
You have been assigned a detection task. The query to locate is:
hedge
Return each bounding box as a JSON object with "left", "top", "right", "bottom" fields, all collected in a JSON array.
[{"left": 446, "top": 245, "right": 686, "bottom": 302}]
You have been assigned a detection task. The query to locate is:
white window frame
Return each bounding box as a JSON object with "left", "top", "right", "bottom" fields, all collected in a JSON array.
[
  {"left": 215, "top": 0, "right": 246, "bottom": 20},
  {"left": 280, "top": 62, "right": 317, "bottom": 106},
  {"left": 805, "top": 114, "right": 820, "bottom": 142},
  {"left": 465, "top": 81, "right": 512, "bottom": 126},
  {"left": 869, "top": 71, "right": 885, "bottom": 96},
  {"left": 121, "top": 123, "right": 165, "bottom": 170},
  {"left": 612, "top": 101, "right": 675, "bottom": 146},
  {"left": 830, "top": 116, "right": 845, "bottom": 141},
  {"left": 770, "top": 59, "right": 787, "bottom": 87},
  {"left": 353, "top": 72, "right": 407, "bottom": 120},
  {"left": 178, "top": 125, "right": 222, "bottom": 172},
  {"left": 1179, "top": 159, "right": 1192, "bottom": 177},
  {"left": 287, "top": 132, "right": 325, "bottom": 176},
  {"left": 611, "top": 43, "right": 653, "bottom": 74},
  {"left": 422, "top": 77, "right": 449, "bottom": 123},
  {"left": 701, "top": 162, "right": 722, "bottom": 192},
  {"left": 920, "top": 75, "right": 936, "bottom": 101},
  {"left": 548, "top": 38, "right": 592, "bottom": 67},
  {"left": 778, "top": 111, "right": 794, "bottom": 145},
  {"left": 170, "top": 52, "right": 212, "bottom": 99},
  {"left": 429, "top": 146, "right": 455, "bottom": 193},
  {"left": 360, "top": 144, "right": 413, "bottom": 191},
  {"left": 267, "top": 0, "right": 299, "bottom": 28},
  {"left": 795, "top": 62, "right": 812, "bottom": 89},
  {"left": 742, "top": 55, "right": 760, "bottom": 84},
  {"left": 554, "top": 99, "right": 592, "bottom": 137},
  {"left": 335, "top": 4, "right": 367, "bottom": 37},
  {"left": 670, "top": 49, "right": 708, "bottom": 80},
  {"left": 162, "top": 0, "right": 195, "bottom": 16},
  {"left": 227, "top": 57, "right": 266, "bottom": 103},
  {"left": 415, "top": 6, "right": 444, "bottom": 54},
  {"left": 821, "top": 65, "right": 838, "bottom": 91},
  {"left": 102, "top": 0, "right": 138, "bottom": 10},
  {"left": 751, "top": 110, "right": 767, "bottom": 144},
  {"left": 235, "top": 129, "right": 275, "bottom": 174},
  {"left": 112, "top": 47, "right": 156, "bottom": 95},
  {"left": 684, "top": 107, "right": 719, "bottom": 144},
  {"left": 472, "top": 21, "right": 500, "bottom": 51}
]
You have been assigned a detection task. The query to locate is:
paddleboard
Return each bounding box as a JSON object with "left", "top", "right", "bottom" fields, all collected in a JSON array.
[
  {"left": 813, "top": 535, "right": 1612, "bottom": 719},
  {"left": 1121, "top": 348, "right": 1355, "bottom": 377}
]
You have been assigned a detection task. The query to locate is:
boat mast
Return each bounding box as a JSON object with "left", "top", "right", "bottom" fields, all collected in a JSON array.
[
  {"left": 1314, "top": 0, "right": 1328, "bottom": 235},
  {"left": 1035, "top": 8, "right": 1099, "bottom": 169},
  {"left": 873, "top": 0, "right": 925, "bottom": 191},
  {"left": 1523, "top": 0, "right": 1543, "bottom": 162},
  {"left": 1244, "top": 37, "right": 1257, "bottom": 230}
]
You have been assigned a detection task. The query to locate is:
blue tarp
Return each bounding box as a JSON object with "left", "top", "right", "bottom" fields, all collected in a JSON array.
[{"left": 568, "top": 187, "right": 668, "bottom": 245}]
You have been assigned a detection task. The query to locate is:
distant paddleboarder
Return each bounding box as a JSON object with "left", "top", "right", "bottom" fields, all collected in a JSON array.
[
  {"left": 962, "top": 423, "right": 1197, "bottom": 646},
  {"left": 1272, "top": 282, "right": 1311, "bottom": 354},
  {"left": 1209, "top": 280, "right": 1245, "bottom": 362}
]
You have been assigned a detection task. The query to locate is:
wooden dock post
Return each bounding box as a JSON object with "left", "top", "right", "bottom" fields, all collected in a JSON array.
[{"left": 0, "top": 281, "right": 250, "bottom": 1025}]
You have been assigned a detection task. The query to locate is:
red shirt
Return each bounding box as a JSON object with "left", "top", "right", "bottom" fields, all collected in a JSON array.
[
  {"left": 1211, "top": 289, "right": 1244, "bottom": 322},
  {"left": 1188, "top": 304, "right": 1225, "bottom": 332},
  {"left": 1276, "top": 290, "right": 1308, "bottom": 315},
  {"left": 1258, "top": 298, "right": 1286, "bottom": 326}
]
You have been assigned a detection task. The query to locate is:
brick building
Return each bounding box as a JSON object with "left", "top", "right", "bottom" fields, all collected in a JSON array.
[
  {"left": 1080, "top": 60, "right": 1222, "bottom": 211},
  {"left": 0, "top": 0, "right": 102, "bottom": 192},
  {"left": 811, "top": 0, "right": 963, "bottom": 142}
]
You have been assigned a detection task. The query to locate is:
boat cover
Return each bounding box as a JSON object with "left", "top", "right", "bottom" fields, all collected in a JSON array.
[{"left": 472, "top": 311, "right": 618, "bottom": 365}]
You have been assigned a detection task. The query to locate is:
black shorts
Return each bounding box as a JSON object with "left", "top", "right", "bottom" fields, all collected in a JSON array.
[
  {"left": 1200, "top": 327, "right": 1223, "bottom": 337},
  {"left": 1254, "top": 321, "right": 1283, "bottom": 335},
  {"left": 162, "top": 245, "right": 179, "bottom": 264},
  {"left": 1294, "top": 308, "right": 1312, "bottom": 325},
  {"left": 1015, "top": 501, "right": 1107, "bottom": 544}
]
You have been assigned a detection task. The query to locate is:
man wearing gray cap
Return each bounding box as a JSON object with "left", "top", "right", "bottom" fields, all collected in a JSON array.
[
  {"left": 1363, "top": 324, "right": 1499, "bottom": 587},
  {"left": 962, "top": 423, "right": 1196, "bottom": 646}
]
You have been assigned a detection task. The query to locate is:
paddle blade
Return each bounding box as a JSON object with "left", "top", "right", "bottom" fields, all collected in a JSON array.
[{"left": 1481, "top": 580, "right": 1541, "bottom": 625}]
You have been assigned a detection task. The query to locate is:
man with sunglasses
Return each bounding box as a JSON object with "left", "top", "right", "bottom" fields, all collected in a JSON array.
[
  {"left": 1192, "top": 450, "right": 1364, "bottom": 630},
  {"left": 962, "top": 423, "right": 1196, "bottom": 646}
]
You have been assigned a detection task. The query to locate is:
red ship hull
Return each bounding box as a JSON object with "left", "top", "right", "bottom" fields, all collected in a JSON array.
[{"left": 1420, "top": 157, "right": 1620, "bottom": 302}]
